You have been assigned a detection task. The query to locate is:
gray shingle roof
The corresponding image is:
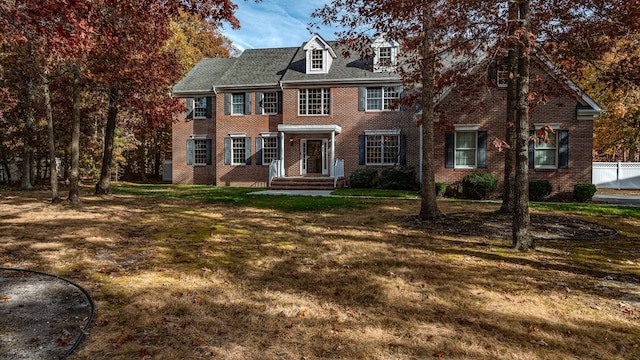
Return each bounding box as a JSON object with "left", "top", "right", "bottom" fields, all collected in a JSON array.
[{"left": 172, "top": 41, "right": 402, "bottom": 96}]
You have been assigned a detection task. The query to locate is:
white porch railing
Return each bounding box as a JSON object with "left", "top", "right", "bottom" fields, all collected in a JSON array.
[
  {"left": 593, "top": 162, "right": 640, "bottom": 189},
  {"left": 334, "top": 159, "right": 345, "bottom": 188},
  {"left": 268, "top": 160, "right": 284, "bottom": 187}
]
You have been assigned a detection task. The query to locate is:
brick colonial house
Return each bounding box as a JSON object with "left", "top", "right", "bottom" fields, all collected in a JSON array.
[{"left": 171, "top": 34, "right": 602, "bottom": 194}]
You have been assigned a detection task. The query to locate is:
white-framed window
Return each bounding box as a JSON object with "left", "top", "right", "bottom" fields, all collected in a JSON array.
[
  {"left": 194, "top": 97, "right": 207, "bottom": 118},
  {"left": 194, "top": 139, "right": 208, "bottom": 165},
  {"left": 262, "top": 137, "right": 278, "bottom": 165},
  {"left": 379, "top": 47, "right": 392, "bottom": 67},
  {"left": 231, "top": 137, "right": 246, "bottom": 165},
  {"left": 311, "top": 49, "right": 323, "bottom": 70},
  {"left": 232, "top": 93, "right": 245, "bottom": 115},
  {"left": 299, "top": 88, "right": 331, "bottom": 115},
  {"left": 455, "top": 131, "right": 478, "bottom": 168},
  {"left": 534, "top": 131, "right": 558, "bottom": 168},
  {"left": 496, "top": 66, "right": 509, "bottom": 88},
  {"left": 262, "top": 92, "right": 278, "bottom": 115},
  {"left": 366, "top": 133, "right": 400, "bottom": 165},
  {"left": 366, "top": 87, "right": 400, "bottom": 111}
]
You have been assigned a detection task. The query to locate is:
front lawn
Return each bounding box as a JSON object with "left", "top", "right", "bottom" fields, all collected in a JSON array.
[{"left": 1, "top": 184, "right": 639, "bottom": 359}]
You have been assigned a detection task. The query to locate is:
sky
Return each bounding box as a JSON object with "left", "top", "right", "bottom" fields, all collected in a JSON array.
[{"left": 222, "top": 0, "right": 341, "bottom": 51}]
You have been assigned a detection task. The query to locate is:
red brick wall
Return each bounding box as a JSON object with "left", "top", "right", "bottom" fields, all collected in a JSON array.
[
  {"left": 434, "top": 63, "right": 593, "bottom": 196},
  {"left": 172, "top": 98, "right": 217, "bottom": 185}
]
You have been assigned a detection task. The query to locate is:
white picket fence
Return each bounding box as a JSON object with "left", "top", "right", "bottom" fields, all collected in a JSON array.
[{"left": 592, "top": 162, "right": 640, "bottom": 189}]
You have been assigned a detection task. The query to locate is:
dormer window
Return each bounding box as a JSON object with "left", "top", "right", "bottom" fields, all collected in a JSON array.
[
  {"left": 303, "top": 34, "right": 337, "bottom": 74},
  {"left": 372, "top": 35, "right": 399, "bottom": 72},
  {"left": 311, "top": 50, "right": 323, "bottom": 70},
  {"left": 379, "top": 47, "right": 392, "bottom": 67}
]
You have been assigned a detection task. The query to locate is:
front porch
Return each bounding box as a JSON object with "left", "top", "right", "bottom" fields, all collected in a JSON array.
[{"left": 268, "top": 124, "right": 346, "bottom": 189}]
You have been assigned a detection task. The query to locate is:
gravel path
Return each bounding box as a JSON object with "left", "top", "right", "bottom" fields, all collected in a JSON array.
[{"left": 0, "top": 269, "right": 93, "bottom": 360}]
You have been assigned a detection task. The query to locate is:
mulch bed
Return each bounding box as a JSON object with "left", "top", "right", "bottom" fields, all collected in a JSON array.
[{"left": 406, "top": 212, "right": 618, "bottom": 240}]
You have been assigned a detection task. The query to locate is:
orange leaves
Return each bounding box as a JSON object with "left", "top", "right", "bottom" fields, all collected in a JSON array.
[{"left": 56, "top": 337, "right": 71, "bottom": 347}]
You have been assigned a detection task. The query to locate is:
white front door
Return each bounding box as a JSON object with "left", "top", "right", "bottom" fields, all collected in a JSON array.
[{"left": 301, "top": 139, "right": 329, "bottom": 175}]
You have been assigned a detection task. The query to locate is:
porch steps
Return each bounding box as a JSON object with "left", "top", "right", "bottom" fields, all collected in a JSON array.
[{"left": 269, "top": 177, "right": 345, "bottom": 190}]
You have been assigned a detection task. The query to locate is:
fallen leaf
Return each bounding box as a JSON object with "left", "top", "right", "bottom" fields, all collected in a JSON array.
[
  {"left": 433, "top": 351, "right": 445, "bottom": 358},
  {"left": 0, "top": 295, "right": 9, "bottom": 302},
  {"left": 57, "top": 337, "right": 71, "bottom": 347}
]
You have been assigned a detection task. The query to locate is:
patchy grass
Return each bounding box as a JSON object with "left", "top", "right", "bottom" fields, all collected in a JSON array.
[
  {"left": 532, "top": 202, "right": 640, "bottom": 219},
  {"left": 1, "top": 186, "right": 639, "bottom": 360},
  {"left": 331, "top": 188, "right": 419, "bottom": 198}
]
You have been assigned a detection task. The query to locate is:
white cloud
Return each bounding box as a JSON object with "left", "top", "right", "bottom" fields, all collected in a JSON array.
[{"left": 222, "top": 0, "right": 341, "bottom": 50}]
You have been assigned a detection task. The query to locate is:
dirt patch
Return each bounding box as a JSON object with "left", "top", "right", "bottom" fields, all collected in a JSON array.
[
  {"left": 0, "top": 269, "right": 93, "bottom": 359},
  {"left": 406, "top": 211, "right": 618, "bottom": 240}
]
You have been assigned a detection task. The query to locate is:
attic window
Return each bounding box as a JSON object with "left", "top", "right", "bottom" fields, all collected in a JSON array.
[
  {"left": 379, "top": 47, "right": 392, "bottom": 67},
  {"left": 311, "top": 50, "right": 323, "bottom": 70}
]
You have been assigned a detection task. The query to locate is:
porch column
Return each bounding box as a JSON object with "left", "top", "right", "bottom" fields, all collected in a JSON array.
[
  {"left": 280, "top": 132, "right": 286, "bottom": 176},
  {"left": 330, "top": 131, "right": 336, "bottom": 177}
]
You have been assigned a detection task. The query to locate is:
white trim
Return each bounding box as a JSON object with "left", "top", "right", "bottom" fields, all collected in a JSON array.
[
  {"left": 190, "top": 134, "right": 207, "bottom": 140},
  {"left": 260, "top": 132, "right": 278, "bottom": 137},
  {"left": 229, "top": 132, "right": 247, "bottom": 138},
  {"left": 278, "top": 124, "right": 342, "bottom": 134},
  {"left": 364, "top": 129, "right": 400, "bottom": 135},
  {"left": 534, "top": 123, "right": 561, "bottom": 130},
  {"left": 454, "top": 124, "right": 480, "bottom": 131}
]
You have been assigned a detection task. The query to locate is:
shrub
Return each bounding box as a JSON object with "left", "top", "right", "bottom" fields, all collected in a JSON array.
[
  {"left": 462, "top": 173, "right": 498, "bottom": 200},
  {"left": 349, "top": 168, "right": 378, "bottom": 188},
  {"left": 435, "top": 182, "right": 447, "bottom": 197},
  {"left": 573, "top": 183, "right": 596, "bottom": 202},
  {"left": 378, "top": 166, "right": 418, "bottom": 190},
  {"left": 529, "top": 180, "right": 552, "bottom": 201}
]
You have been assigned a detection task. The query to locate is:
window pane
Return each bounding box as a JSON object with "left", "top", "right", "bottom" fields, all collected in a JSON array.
[
  {"left": 383, "top": 135, "right": 399, "bottom": 163},
  {"left": 299, "top": 89, "right": 329, "bottom": 115},
  {"left": 232, "top": 138, "right": 246, "bottom": 164},
  {"left": 232, "top": 94, "right": 244, "bottom": 114},
  {"left": 456, "top": 150, "right": 476, "bottom": 166},
  {"left": 262, "top": 92, "right": 278, "bottom": 114},
  {"left": 366, "top": 135, "right": 382, "bottom": 164},
  {"left": 456, "top": 132, "right": 476, "bottom": 149},
  {"left": 262, "top": 137, "right": 278, "bottom": 164},
  {"left": 379, "top": 47, "right": 392, "bottom": 67},
  {"left": 312, "top": 49, "right": 323, "bottom": 69},
  {"left": 194, "top": 97, "right": 207, "bottom": 118},
  {"left": 535, "top": 149, "right": 556, "bottom": 166},
  {"left": 367, "top": 88, "right": 382, "bottom": 110},
  {"left": 194, "top": 139, "right": 207, "bottom": 164},
  {"left": 535, "top": 132, "right": 557, "bottom": 149},
  {"left": 383, "top": 87, "right": 399, "bottom": 110}
]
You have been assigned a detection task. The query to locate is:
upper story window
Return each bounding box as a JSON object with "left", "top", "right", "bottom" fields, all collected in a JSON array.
[
  {"left": 364, "top": 87, "right": 400, "bottom": 111},
  {"left": 261, "top": 92, "right": 278, "bottom": 115},
  {"left": 193, "top": 97, "right": 207, "bottom": 119},
  {"left": 379, "top": 47, "right": 392, "bottom": 67},
  {"left": 496, "top": 65, "right": 509, "bottom": 88},
  {"left": 232, "top": 94, "right": 245, "bottom": 115},
  {"left": 311, "top": 50, "right": 323, "bottom": 70},
  {"left": 299, "top": 88, "right": 331, "bottom": 115}
]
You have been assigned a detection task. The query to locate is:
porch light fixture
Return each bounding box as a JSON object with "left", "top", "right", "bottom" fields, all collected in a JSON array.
[{"left": 289, "top": 137, "right": 294, "bottom": 146}]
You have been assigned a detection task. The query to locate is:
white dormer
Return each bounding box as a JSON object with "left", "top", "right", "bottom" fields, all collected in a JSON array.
[
  {"left": 371, "top": 35, "right": 399, "bottom": 72},
  {"left": 303, "top": 34, "right": 337, "bottom": 74}
]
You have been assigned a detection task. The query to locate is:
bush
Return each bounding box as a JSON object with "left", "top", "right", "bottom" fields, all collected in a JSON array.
[
  {"left": 378, "top": 166, "right": 418, "bottom": 190},
  {"left": 349, "top": 168, "right": 378, "bottom": 188},
  {"left": 529, "top": 180, "right": 552, "bottom": 201},
  {"left": 573, "top": 183, "right": 596, "bottom": 202},
  {"left": 462, "top": 173, "right": 498, "bottom": 200},
  {"left": 435, "top": 182, "right": 447, "bottom": 197}
]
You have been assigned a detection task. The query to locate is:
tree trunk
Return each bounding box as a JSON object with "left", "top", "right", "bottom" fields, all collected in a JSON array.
[
  {"left": 418, "top": 4, "right": 442, "bottom": 220},
  {"left": 512, "top": 0, "right": 533, "bottom": 250},
  {"left": 43, "top": 74, "right": 60, "bottom": 203},
  {"left": 68, "top": 59, "right": 82, "bottom": 204},
  {"left": 20, "top": 78, "right": 36, "bottom": 190},
  {"left": 500, "top": 0, "right": 520, "bottom": 213},
  {"left": 96, "top": 87, "right": 118, "bottom": 195}
]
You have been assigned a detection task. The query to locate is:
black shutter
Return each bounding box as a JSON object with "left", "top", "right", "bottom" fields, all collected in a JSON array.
[
  {"left": 399, "top": 135, "right": 407, "bottom": 165},
  {"left": 224, "top": 94, "right": 231, "bottom": 115},
  {"left": 358, "top": 135, "right": 366, "bottom": 165},
  {"left": 186, "top": 98, "right": 194, "bottom": 119},
  {"left": 477, "top": 131, "right": 487, "bottom": 169},
  {"left": 277, "top": 91, "right": 283, "bottom": 114},
  {"left": 186, "top": 139, "right": 194, "bottom": 165},
  {"left": 205, "top": 139, "right": 212, "bottom": 165},
  {"left": 445, "top": 133, "right": 454, "bottom": 168},
  {"left": 224, "top": 137, "right": 231, "bottom": 165},
  {"left": 256, "top": 137, "right": 263, "bottom": 165},
  {"left": 205, "top": 97, "right": 212, "bottom": 118},
  {"left": 358, "top": 87, "right": 366, "bottom": 111},
  {"left": 245, "top": 137, "right": 252, "bottom": 165},
  {"left": 244, "top": 92, "right": 252, "bottom": 115},
  {"left": 529, "top": 130, "right": 535, "bottom": 169},
  {"left": 255, "top": 92, "right": 263, "bottom": 114},
  {"left": 558, "top": 130, "right": 569, "bottom": 169}
]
